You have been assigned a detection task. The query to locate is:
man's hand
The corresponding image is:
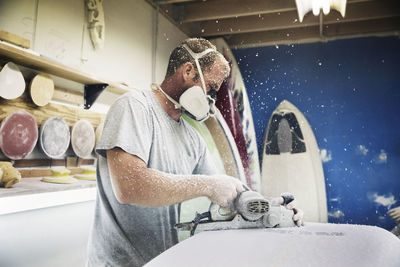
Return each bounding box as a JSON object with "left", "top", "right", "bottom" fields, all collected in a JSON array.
[
  {"left": 270, "top": 193, "right": 304, "bottom": 227},
  {"left": 206, "top": 175, "right": 245, "bottom": 209}
]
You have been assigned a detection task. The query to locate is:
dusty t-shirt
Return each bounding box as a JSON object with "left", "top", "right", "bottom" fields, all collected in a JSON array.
[{"left": 87, "top": 89, "right": 217, "bottom": 266}]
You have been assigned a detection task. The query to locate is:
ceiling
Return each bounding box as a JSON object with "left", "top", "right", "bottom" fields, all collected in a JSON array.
[{"left": 147, "top": 0, "right": 400, "bottom": 48}]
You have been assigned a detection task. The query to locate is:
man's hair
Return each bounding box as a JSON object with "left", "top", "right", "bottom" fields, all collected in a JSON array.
[{"left": 165, "top": 38, "right": 230, "bottom": 80}]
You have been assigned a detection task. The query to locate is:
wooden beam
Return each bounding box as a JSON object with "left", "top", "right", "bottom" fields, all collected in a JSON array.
[
  {"left": 0, "top": 97, "right": 105, "bottom": 128},
  {"left": 144, "top": 0, "right": 192, "bottom": 36},
  {"left": 13, "top": 159, "right": 66, "bottom": 168},
  {"left": 226, "top": 26, "right": 320, "bottom": 48},
  {"left": 175, "top": 0, "right": 370, "bottom": 22},
  {"left": 0, "top": 30, "right": 30, "bottom": 49},
  {"left": 176, "top": 0, "right": 295, "bottom": 22},
  {"left": 323, "top": 16, "right": 400, "bottom": 37},
  {"left": 11, "top": 158, "right": 93, "bottom": 169},
  {"left": 226, "top": 17, "right": 400, "bottom": 48},
  {"left": 18, "top": 167, "right": 86, "bottom": 178},
  {"left": 194, "top": 0, "right": 400, "bottom": 37},
  {"left": 155, "top": 0, "right": 198, "bottom": 4},
  {"left": 52, "top": 87, "right": 84, "bottom": 106}
]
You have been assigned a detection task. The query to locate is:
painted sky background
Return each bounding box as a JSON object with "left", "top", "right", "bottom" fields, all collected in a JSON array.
[{"left": 232, "top": 36, "right": 400, "bottom": 230}]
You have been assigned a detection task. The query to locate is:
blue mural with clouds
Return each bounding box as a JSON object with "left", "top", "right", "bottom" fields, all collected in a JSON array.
[{"left": 232, "top": 36, "right": 400, "bottom": 230}]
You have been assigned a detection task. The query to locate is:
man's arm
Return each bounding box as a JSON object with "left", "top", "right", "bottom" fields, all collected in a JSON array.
[{"left": 107, "top": 147, "right": 243, "bottom": 208}]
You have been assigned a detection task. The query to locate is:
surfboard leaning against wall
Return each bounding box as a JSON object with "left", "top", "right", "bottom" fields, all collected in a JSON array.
[
  {"left": 211, "top": 38, "right": 261, "bottom": 192},
  {"left": 261, "top": 100, "right": 328, "bottom": 222}
]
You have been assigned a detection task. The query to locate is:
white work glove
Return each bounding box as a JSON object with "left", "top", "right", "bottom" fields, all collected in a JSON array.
[
  {"left": 207, "top": 175, "right": 245, "bottom": 209},
  {"left": 270, "top": 192, "right": 304, "bottom": 227}
]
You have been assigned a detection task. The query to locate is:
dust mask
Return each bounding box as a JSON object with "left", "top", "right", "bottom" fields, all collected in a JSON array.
[{"left": 154, "top": 44, "right": 217, "bottom": 122}]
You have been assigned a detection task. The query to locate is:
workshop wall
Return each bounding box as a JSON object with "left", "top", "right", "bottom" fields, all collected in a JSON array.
[
  {"left": 0, "top": 0, "right": 187, "bottom": 95},
  {"left": 232, "top": 36, "right": 400, "bottom": 231}
]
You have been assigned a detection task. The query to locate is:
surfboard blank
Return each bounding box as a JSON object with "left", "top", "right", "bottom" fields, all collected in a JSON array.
[
  {"left": 0, "top": 62, "right": 25, "bottom": 99},
  {"left": 40, "top": 117, "right": 70, "bottom": 159},
  {"left": 146, "top": 223, "right": 400, "bottom": 267},
  {"left": 71, "top": 119, "right": 95, "bottom": 159},
  {"left": 261, "top": 100, "right": 328, "bottom": 222}
]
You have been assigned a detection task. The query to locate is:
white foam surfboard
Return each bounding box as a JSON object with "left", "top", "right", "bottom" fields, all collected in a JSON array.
[
  {"left": 211, "top": 38, "right": 261, "bottom": 192},
  {"left": 205, "top": 109, "right": 246, "bottom": 184},
  {"left": 146, "top": 223, "right": 400, "bottom": 267},
  {"left": 261, "top": 100, "right": 327, "bottom": 222},
  {"left": 40, "top": 117, "right": 70, "bottom": 159},
  {"left": 0, "top": 62, "right": 25, "bottom": 99},
  {"left": 71, "top": 119, "right": 95, "bottom": 159}
]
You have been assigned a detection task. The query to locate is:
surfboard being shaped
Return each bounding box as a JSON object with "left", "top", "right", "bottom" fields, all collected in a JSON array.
[
  {"left": 211, "top": 38, "right": 261, "bottom": 192},
  {"left": 261, "top": 100, "right": 328, "bottom": 223},
  {"left": 145, "top": 223, "right": 400, "bottom": 267},
  {"left": 179, "top": 114, "right": 226, "bottom": 242}
]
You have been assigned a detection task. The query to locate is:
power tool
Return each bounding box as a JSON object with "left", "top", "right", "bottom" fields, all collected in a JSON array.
[{"left": 175, "top": 189, "right": 296, "bottom": 236}]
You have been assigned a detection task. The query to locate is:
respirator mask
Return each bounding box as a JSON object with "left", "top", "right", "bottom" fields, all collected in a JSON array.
[{"left": 156, "top": 44, "right": 217, "bottom": 122}]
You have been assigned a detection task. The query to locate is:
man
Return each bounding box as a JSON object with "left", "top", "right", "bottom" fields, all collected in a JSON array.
[{"left": 87, "top": 38, "right": 303, "bottom": 266}]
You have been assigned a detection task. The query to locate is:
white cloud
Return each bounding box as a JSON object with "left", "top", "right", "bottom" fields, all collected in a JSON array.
[
  {"left": 320, "top": 149, "right": 332, "bottom": 163},
  {"left": 375, "top": 149, "right": 387, "bottom": 164},
  {"left": 356, "top": 145, "right": 368, "bottom": 156},
  {"left": 369, "top": 192, "right": 396, "bottom": 209},
  {"left": 328, "top": 210, "right": 345, "bottom": 219}
]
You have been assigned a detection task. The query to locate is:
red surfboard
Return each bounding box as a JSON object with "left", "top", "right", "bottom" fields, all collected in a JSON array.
[
  {"left": 215, "top": 69, "right": 252, "bottom": 188},
  {"left": 0, "top": 110, "right": 38, "bottom": 160}
]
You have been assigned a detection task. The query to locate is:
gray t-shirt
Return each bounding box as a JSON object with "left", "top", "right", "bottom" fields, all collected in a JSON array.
[{"left": 87, "top": 89, "right": 217, "bottom": 266}]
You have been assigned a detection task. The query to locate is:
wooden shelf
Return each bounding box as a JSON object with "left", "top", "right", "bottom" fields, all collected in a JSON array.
[
  {"left": 0, "top": 97, "right": 105, "bottom": 127},
  {"left": 0, "top": 41, "right": 130, "bottom": 95}
]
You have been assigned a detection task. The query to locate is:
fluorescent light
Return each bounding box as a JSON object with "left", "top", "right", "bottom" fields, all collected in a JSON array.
[{"left": 295, "top": 0, "right": 347, "bottom": 22}]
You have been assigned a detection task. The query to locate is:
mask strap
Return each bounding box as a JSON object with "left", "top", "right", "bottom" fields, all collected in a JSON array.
[
  {"left": 182, "top": 44, "right": 215, "bottom": 95},
  {"left": 151, "top": 83, "right": 182, "bottom": 110}
]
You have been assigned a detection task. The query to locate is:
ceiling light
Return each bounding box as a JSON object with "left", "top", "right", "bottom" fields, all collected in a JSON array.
[{"left": 295, "top": 0, "right": 347, "bottom": 22}]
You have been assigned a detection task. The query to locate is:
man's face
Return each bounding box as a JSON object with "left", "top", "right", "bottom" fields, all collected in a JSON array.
[{"left": 193, "top": 59, "right": 227, "bottom": 94}]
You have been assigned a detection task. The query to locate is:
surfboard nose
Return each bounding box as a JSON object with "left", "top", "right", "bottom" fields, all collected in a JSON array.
[{"left": 277, "top": 100, "right": 297, "bottom": 112}]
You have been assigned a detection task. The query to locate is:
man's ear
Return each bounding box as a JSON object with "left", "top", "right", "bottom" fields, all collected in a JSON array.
[{"left": 182, "top": 62, "right": 196, "bottom": 82}]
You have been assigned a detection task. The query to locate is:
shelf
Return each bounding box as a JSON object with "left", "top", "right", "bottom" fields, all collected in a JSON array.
[{"left": 0, "top": 41, "right": 131, "bottom": 95}]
